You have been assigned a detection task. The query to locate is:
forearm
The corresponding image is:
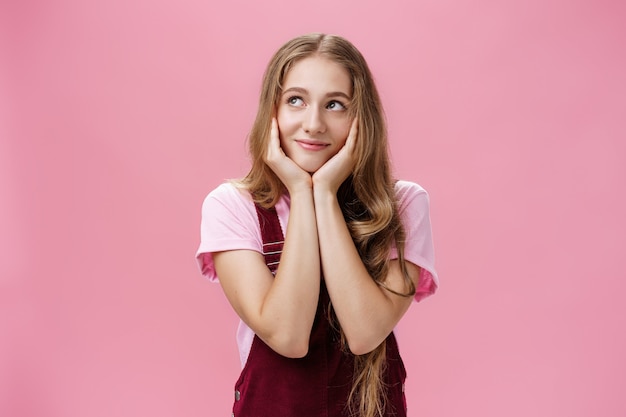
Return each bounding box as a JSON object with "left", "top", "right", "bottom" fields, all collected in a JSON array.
[
  {"left": 260, "top": 187, "right": 320, "bottom": 356},
  {"left": 314, "top": 189, "right": 411, "bottom": 355}
]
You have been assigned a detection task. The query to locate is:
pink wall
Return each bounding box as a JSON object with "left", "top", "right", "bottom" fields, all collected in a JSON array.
[{"left": 2, "top": 0, "right": 625, "bottom": 416}]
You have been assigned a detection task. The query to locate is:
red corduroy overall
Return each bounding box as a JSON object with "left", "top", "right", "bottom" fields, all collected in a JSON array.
[{"left": 231, "top": 203, "right": 408, "bottom": 417}]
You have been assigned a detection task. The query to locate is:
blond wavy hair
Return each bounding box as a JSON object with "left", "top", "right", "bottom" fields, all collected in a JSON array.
[{"left": 239, "top": 33, "right": 415, "bottom": 417}]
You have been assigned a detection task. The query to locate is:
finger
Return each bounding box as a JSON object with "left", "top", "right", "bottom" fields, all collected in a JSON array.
[
  {"left": 266, "top": 118, "right": 281, "bottom": 160},
  {"left": 271, "top": 118, "right": 279, "bottom": 143},
  {"left": 268, "top": 118, "right": 278, "bottom": 148},
  {"left": 346, "top": 117, "right": 358, "bottom": 150}
]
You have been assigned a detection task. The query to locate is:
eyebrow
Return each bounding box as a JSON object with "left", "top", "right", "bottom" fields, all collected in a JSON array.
[{"left": 282, "top": 87, "right": 351, "bottom": 100}]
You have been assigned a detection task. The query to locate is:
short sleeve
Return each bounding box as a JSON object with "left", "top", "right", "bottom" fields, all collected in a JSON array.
[
  {"left": 389, "top": 181, "right": 439, "bottom": 302},
  {"left": 195, "top": 183, "right": 263, "bottom": 282}
]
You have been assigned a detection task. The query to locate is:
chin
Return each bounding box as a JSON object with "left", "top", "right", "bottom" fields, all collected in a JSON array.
[
  {"left": 296, "top": 160, "right": 324, "bottom": 174},
  {"left": 290, "top": 155, "right": 325, "bottom": 174}
]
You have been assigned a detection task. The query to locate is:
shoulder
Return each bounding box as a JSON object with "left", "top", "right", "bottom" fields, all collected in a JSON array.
[
  {"left": 202, "top": 182, "right": 255, "bottom": 214},
  {"left": 196, "top": 182, "right": 261, "bottom": 281},
  {"left": 392, "top": 181, "right": 439, "bottom": 298},
  {"left": 200, "top": 182, "right": 262, "bottom": 238},
  {"left": 205, "top": 181, "right": 252, "bottom": 204},
  {"left": 394, "top": 180, "right": 427, "bottom": 196},
  {"left": 394, "top": 180, "right": 430, "bottom": 212}
]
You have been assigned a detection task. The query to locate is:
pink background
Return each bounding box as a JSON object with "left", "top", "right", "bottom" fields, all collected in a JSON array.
[{"left": 2, "top": 0, "right": 625, "bottom": 416}]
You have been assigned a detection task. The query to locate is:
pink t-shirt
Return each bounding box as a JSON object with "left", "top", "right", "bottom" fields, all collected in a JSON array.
[{"left": 196, "top": 180, "right": 438, "bottom": 366}]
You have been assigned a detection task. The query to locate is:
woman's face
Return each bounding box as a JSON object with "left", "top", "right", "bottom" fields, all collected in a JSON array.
[{"left": 276, "top": 55, "right": 353, "bottom": 173}]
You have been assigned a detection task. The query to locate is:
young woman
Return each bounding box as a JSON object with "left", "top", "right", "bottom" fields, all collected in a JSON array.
[{"left": 196, "top": 33, "right": 438, "bottom": 417}]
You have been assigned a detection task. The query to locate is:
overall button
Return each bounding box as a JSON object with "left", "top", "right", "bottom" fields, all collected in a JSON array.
[{"left": 235, "top": 390, "right": 241, "bottom": 401}]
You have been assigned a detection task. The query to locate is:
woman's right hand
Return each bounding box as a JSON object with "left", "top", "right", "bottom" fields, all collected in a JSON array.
[{"left": 264, "top": 118, "right": 312, "bottom": 194}]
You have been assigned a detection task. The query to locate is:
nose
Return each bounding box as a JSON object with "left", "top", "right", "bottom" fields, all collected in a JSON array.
[{"left": 302, "top": 107, "right": 326, "bottom": 134}]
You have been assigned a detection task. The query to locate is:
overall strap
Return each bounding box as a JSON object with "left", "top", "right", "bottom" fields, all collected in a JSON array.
[{"left": 254, "top": 203, "right": 284, "bottom": 274}]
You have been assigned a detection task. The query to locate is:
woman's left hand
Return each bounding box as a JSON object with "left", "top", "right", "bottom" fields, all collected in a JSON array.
[{"left": 312, "top": 118, "right": 358, "bottom": 194}]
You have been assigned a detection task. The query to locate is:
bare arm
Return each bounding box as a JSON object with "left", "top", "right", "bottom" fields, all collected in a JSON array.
[
  {"left": 213, "top": 120, "right": 320, "bottom": 358},
  {"left": 313, "top": 190, "right": 418, "bottom": 355},
  {"left": 312, "top": 119, "right": 418, "bottom": 355}
]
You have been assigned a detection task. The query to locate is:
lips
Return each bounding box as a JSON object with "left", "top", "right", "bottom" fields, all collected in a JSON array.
[{"left": 295, "top": 139, "right": 329, "bottom": 151}]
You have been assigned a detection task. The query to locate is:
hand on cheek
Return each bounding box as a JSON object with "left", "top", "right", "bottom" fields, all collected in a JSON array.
[
  {"left": 264, "top": 118, "right": 312, "bottom": 193},
  {"left": 312, "top": 118, "right": 358, "bottom": 194}
]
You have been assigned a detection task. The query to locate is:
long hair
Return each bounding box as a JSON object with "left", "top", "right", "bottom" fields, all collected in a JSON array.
[{"left": 239, "top": 33, "right": 416, "bottom": 417}]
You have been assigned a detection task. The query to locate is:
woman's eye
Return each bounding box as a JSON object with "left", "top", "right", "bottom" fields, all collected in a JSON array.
[
  {"left": 287, "top": 96, "right": 304, "bottom": 106},
  {"left": 327, "top": 100, "right": 346, "bottom": 111}
]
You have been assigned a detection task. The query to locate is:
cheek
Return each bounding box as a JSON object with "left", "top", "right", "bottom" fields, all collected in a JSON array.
[
  {"left": 275, "top": 114, "right": 288, "bottom": 142},
  {"left": 334, "top": 119, "right": 352, "bottom": 144},
  {"left": 278, "top": 133, "right": 288, "bottom": 150},
  {"left": 275, "top": 124, "right": 293, "bottom": 157},
  {"left": 276, "top": 105, "right": 295, "bottom": 129}
]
